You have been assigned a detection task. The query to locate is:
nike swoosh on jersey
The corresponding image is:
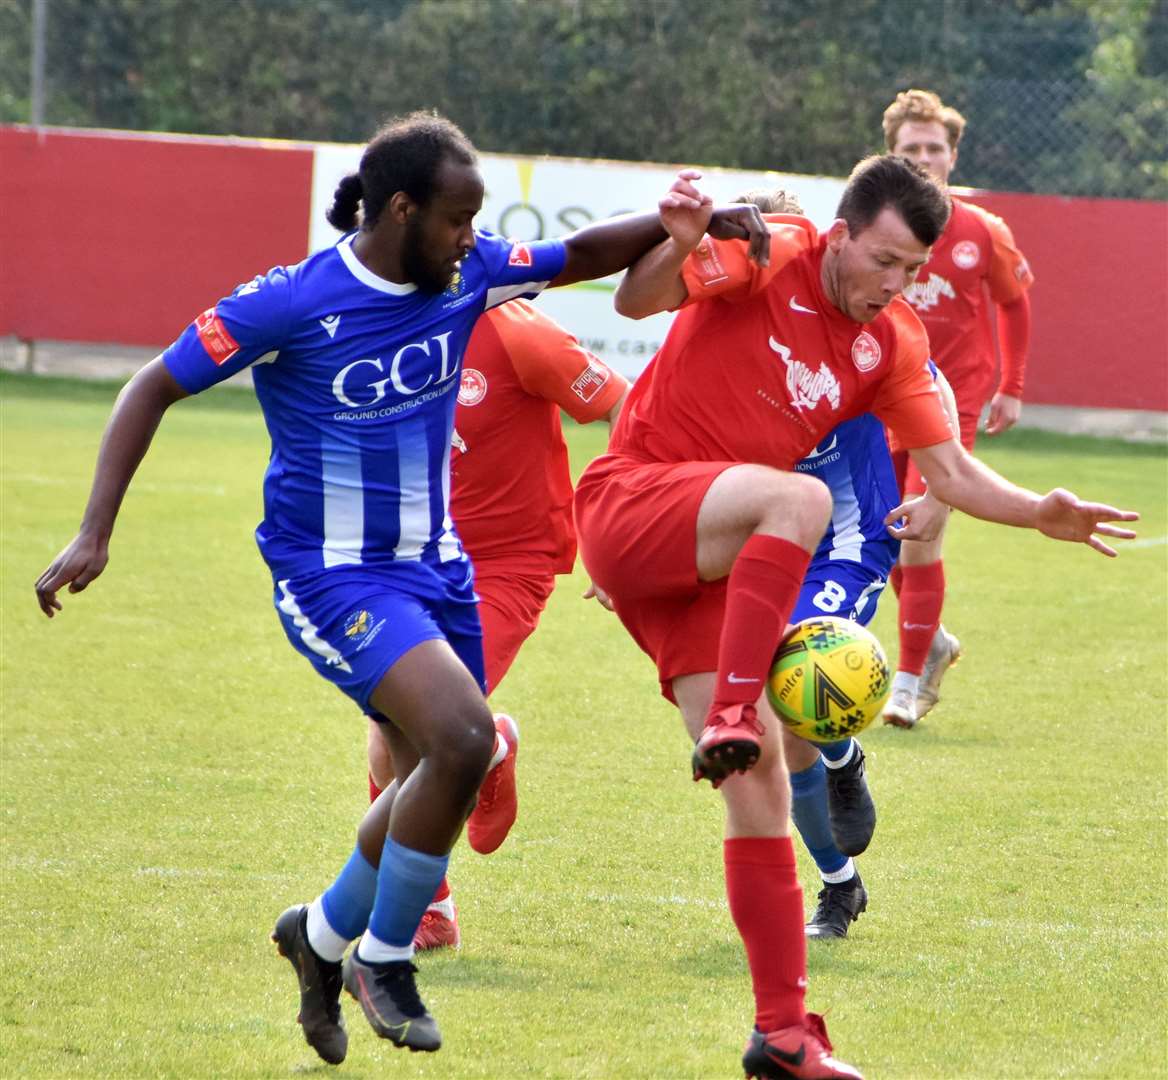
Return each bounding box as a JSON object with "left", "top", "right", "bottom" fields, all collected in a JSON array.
[
  {"left": 726, "top": 673, "right": 760, "bottom": 684},
  {"left": 789, "top": 296, "right": 818, "bottom": 315}
]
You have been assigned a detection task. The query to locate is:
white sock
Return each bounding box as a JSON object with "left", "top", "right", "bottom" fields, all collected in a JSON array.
[
  {"left": 357, "top": 929, "right": 415, "bottom": 964},
  {"left": 427, "top": 895, "right": 456, "bottom": 919},
  {"left": 306, "top": 896, "right": 351, "bottom": 963},
  {"left": 822, "top": 740, "right": 856, "bottom": 769},
  {"left": 821, "top": 858, "right": 857, "bottom": 886},
  {"left": 487, "top": 732, "right": 508, "bottom": 771},
  {"left": 893, "top": 670, "right": 920, "bottom": 697}
]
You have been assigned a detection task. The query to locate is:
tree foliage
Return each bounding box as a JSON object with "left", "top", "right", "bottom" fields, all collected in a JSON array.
[{"left": 2, "top": 0, "right": 1164, "bottom": 198}]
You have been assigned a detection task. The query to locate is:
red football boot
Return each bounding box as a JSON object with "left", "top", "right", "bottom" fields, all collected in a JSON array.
[
  {"left": 467, "top": 714, "right": 519, "bottom": 854},
  {"left": 692, "top": 702, "right": 766, "bottom": 787},
  {"left": 413, "top": 905, "right": 460, "bottom": 951},
  {"left": 742, "top": 1013, "right": 863, "bottom": 1079}
]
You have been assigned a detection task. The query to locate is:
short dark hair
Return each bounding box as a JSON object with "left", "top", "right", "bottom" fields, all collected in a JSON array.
[
  {"left": 326, "top": 111, "right": 477, "bottom": 231},
  {"left": 835, "top": 155, "right": 951, "bottom": 247}
]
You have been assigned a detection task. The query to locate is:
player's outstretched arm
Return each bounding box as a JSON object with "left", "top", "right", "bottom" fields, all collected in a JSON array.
[
  {"left": 889, "top": 439, "right": 1138, "bottom": 557},
  {"left": 35, "top": 357, "right": 189, "bottom": 617}
]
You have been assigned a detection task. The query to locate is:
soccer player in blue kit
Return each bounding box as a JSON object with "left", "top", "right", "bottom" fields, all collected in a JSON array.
[{"left": 33, "top": 112, "right": 769, "bottom": 1063}]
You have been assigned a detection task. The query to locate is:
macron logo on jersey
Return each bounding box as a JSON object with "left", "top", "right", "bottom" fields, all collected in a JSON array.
[
  {"left": 769, "top": 337, "right": 840, "bottom": 413},
  {"left": 320, "top": 315, "right": 341, "bottom": 338},
  {"left": 194, "top": 308, "right": 240, "bottom": 366}
]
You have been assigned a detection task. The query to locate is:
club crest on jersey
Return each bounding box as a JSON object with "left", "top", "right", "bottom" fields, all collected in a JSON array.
[
  {"left": 508, "top": 243, "right": 533, "bottom": 267},
  {"left": 194, "top": 307, "right": 240, "bottom": 366},
  {"left": 851, "top": 332, "right": 881, "bottom": 372},
  {"left": 344, "top": 610, "right": 371, "bottom": 638},
  {"left": 444, "top": 270, "right": 467, "bottom": 298},
  {"left": 459, "top": 368, "right": 488, "bottom": 406},
  {"left": 769, "top": 337, "right": 840, "bottom": 412},
  {"left": 903, "top": 273, "right": 956, "bottom": 312},
  {"left": 952, "top": 240, "right": 980, "bottom": 269}
]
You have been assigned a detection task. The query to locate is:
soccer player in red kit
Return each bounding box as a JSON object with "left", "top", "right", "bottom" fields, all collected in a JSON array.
[
  {"left": 574, "top": 156, "right": 1136, "bottom": 1079},
  {"left": 368, "top": 298, "right": 628, "bottom": 949},
  {"left": 881, "top": 88, "right": 1036, "bottom": 725}
]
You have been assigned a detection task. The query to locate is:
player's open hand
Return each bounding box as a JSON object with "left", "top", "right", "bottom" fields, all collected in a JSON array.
[
  {"left": 707, "top": 203, "right": 770, "bottom": 267},
  {"left": 35, "top": 532, "right": 109, "bottom": 617},
  {"left": 883, "top": 492, "right": 951, "bottom": 542},
  {"left": 658, "top": 169, "right": 714, "bottom": 253},
  {"left": 1035, "top": 488, "right": 1139, "bottom": 556},
  {"left": 985, "top": 392, "right": 1021, "bottom": 435}
]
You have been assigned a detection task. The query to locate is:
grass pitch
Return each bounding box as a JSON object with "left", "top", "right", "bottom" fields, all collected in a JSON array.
[{"left": 2, "top": 371, "right": 1165, "bottom": 1078}]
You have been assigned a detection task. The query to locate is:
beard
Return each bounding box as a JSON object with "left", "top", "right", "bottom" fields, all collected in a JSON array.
[{"left": 402, "top": 216, "right": 455, "bottom": 294}]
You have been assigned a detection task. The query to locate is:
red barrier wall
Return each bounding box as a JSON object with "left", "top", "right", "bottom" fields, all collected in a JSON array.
[
  {"left": 969, "top": 190, "right": 1168, "bottom": 411},
  {"left": 2, "top": 125, "right": 1165, "bottom": 411},
  {"left": 0, "top": 126, "right": 313, "bottom": 347}
]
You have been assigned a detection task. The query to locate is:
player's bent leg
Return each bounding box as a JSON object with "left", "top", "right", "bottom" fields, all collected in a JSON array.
[
  {"left": 692, "top": 467, "right": 831, "bottom": 786},
  {"left": 345, "top": 641, "right": 494, "bottom": 1051}
]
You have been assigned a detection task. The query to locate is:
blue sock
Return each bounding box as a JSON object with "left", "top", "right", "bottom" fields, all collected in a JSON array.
[
  {"left": 818, "top": 737, "right": 853, "bottom": 763},
  {"left": 789, "top": 760, "right": 848, "bottom": 876},
  {"left": 367, "top": 837, "right": 450, "bottom": 948},
  {"left": 320, "top": 847, "right": 378, "bottom": 941}
]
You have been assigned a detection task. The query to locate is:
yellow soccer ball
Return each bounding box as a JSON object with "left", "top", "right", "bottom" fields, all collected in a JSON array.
[{"left": 766, "top": 616, "right": 891, "bottom": 743}]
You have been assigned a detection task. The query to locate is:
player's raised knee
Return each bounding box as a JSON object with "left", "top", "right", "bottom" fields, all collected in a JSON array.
[
  {"left": 434, "top": 703, "right": 496, "bottom": 795},
  {"left": 760, "top": 471, "right": 832, "bottom": 548}
]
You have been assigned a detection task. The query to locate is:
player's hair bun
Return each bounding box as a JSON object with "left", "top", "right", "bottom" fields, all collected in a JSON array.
[{"left": 326, "top": 173, "right": 364, "bottom": 231}]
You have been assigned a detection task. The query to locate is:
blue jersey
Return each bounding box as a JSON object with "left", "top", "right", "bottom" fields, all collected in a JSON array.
[
  {"left": 164, "top": 231, "right": 566, "bottom": 585},
  {"left": 795, "top": 414, "right": 900, "bottom": 567}
]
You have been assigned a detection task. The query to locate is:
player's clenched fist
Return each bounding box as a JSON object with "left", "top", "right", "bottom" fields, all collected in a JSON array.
[{"left": 658, "top": 169, "right": 714, "bottom": 252}]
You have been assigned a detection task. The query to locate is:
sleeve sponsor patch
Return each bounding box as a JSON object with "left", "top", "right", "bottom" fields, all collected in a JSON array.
[
  {"left": 508, "top": 243, "right": 534, "bottom": 267},
  {"left": 571, "top": 361, "right": 611, "bottom": 403},
  {"left": 194, "top": 307, "right": 240, "bottom": 365},
  {"left": 692, "top": 238, "right": 727, "bottom": 286}
]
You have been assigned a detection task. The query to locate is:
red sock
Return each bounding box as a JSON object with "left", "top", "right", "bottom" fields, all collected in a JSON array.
[
  {"left": 368, "top": 773, "right": 382, "bottom": 803},
  {"left": 715, "top": 535, "right": 811, "bottom": 706},
  {"left": 724, "top": 836, "right": 807, "bottom": 1031},
  {"left": 431, "top": 877, "right": 451, "bottom": 904},
  {"left": 897, "top": 560, "right": 945, "bottom": 675},
  {"left": 889, "top": 563, "right": 903, "bottom": 598}
]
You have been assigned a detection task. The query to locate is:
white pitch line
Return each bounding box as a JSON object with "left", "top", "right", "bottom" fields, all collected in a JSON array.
[{"left": 1126, "top": 535, "right": 1167, "bottom": 548}]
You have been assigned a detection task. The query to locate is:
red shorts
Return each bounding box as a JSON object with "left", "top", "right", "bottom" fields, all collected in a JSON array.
[
  {"left": 474, "top": 559, "right": 556, "bottom": 693},
  {"left": 574, "top": 453, "right": 735, "bottom": 700},
  {"left": 898, "top": 385, "right": 982, "bottom": 495}
]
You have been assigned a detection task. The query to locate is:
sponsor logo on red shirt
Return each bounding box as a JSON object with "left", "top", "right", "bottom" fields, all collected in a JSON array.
[
  {"left": 851, "top": 331, "right": 882, "bottom": 372},
  {"left": 571, "top": 361, "right": 612, "bottom": 403},
  {"left": 903, "top": 273, "right": 956, "bottom": 312},
  {"left": 693, "top": 239, "right": 727, "bottom": 286},
  {"left": 952, "top": 240, "right": 980, "bottom": 270},
  {"left": 194, "top": 307, "right": 240, "bottom": 366},
  {"left": 770, "top": 337, "right": 841, "bottom": 412},
  {"left": 508, "top": 243, "right": 533, "bottom": 267},
  {"left": 458, "top": 368, "right": 488, "bottom": 406}
]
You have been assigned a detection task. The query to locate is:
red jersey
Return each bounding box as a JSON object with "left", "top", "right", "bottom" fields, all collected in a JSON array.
[
  {"left": 902, "top": 196, "right": 1034, "bottom": 401},
  {"left": 610, "top": 217, "right": 953, "bottom": 470},
  {"left": 451, "top": 300, "right": 627, "bottom": 573}
]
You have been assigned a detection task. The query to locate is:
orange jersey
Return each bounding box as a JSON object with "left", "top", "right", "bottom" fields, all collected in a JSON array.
[
  {"left": 902, "top": 196, "right": 1034, "bottom": 401},
  {"left": 610, "top": 217, "right": 952, "bottom": 470},
  {"left": 451, "top": 300, "right": 627, "bottom": 573}
]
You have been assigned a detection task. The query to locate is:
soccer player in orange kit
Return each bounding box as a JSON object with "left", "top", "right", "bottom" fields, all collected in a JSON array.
[
  {"left": 367, "top": 298, "right": 628, "bottom": 949},
  {"left": 574, "top": 155, "right": 1136, "bottom": 1079},
  {"left": 881, "top": 89, "right": 1035, "bottom": 726}
]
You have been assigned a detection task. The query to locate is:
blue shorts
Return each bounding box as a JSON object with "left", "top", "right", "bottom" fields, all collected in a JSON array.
[
  {"left": 790, "top": 543, "right": 898, "bottom": 628},
  {"left": 272, "top": 562, "right": 485, "bottom": 713}
]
